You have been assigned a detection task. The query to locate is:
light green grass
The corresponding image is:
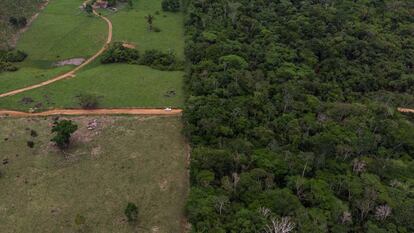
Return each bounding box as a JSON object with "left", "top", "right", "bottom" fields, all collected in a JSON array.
[
  {"left": 0, "top": 116, "right": 188, "bottom": 233},
  {"left": 107, "top": 0, "right": 185, "bottom": 59},
  {"left": 0, "top": 65, "right": 72, "bottom": 93},
  {"left": 0, "top": 0, "right": 108, "bottom": 94},
  {"left": 17, "top": 0, "right": 107, "bottom": 62},
  {"left": 0, "top": 0, "right": 185, "bottom": 109},
  {"left": 0, "top": 63, "right": 184, "bottom": 110}
]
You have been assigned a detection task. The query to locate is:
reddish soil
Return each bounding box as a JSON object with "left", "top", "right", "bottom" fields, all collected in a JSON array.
[{"left": 0, "top": 108, "right": 182, "bottom": 117}]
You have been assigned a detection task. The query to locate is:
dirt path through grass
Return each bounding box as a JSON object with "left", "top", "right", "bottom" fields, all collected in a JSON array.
[
  {"left": 0, "top": 108, "right": 182, "bottom": 117},
  {"left": 0, "top": 4, "right": 113, "bottom": 98},
  {"left": 398, "top": 108, "right": 414, "bottom": 114}
]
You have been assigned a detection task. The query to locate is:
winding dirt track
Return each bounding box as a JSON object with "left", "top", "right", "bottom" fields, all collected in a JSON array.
[
  {"left": 397, "top": 108, "right": 414, "bottom": 114},
  {"left": 0, "top": 7, "right": 113, "bottom": 98},
  {"left": 0, "top": 108, "right": 182, "bottom": 117}
]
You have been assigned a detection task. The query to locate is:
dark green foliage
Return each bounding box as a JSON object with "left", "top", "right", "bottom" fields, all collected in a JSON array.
[
  {"left": 9, "top": 16, "right": 27, "bottom": 28},
  {"left": 30, "top": 130, "right": 38, "bottom": 137},
  {"left": 77, "top": 93, "right": 100, "bottom": 109},
  {"left": 101, "top": 42, "right": 140, "bottom": 64},
  {"left": 101, "top": 43, "right": 181, "bottom": 71},
  {"left": 139, "top": 49, "right": 179, "bottom": 70},
  {"left": 124, "top": 203, "right": 138, "bottom": 222},
  {"left": 161, "top": 0, "right": 180, "bottom": 12},
  {"left": 0, "top": 61, "right": 18, "bottom": 72},
  {"left": 0, "top": 49, "right": 27, "bottom": 73},
  {"left": 84, "top": 3, "right": 93, "bottom": 14},
  {"left": 184, "top": 0, "right": 414, "bottom": 232},
  {"left": 51, "top": 120, "right": 78, "bottom": 150},
  {"left": 0, "top": 50, "right": 27, "bottom": 62},
  {"left": 27, "top": 141, "right": 34, "bottom": 148}
]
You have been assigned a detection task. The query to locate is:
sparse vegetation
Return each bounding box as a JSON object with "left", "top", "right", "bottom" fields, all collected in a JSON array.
[
  {"left": 124, "top": 203, "right": 138, "bottom": 222},
  {"left": 0, "top": 116, "right": 188, "bottom": 232}
]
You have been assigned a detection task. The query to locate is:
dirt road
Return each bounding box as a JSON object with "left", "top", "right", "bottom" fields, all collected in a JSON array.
[
  {"left": 398, "top": 108, "right": 414, "bottom": 114},
  {"left": 0, "top": 108, "right": 182, "bottom": 117},
  {"left": 0, "top": 6, "right": 113, "bottom": 98}
]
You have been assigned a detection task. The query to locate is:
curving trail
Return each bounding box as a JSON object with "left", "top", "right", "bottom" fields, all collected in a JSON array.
[
  {"left": 398, "top": 108, "right": 414, "bottom": 114},
  {"left": 0, "top": 6, "right": 113, "bottom": 98},
  {"left": 0, "top": 108, "right": 182, "bottom": 117}
]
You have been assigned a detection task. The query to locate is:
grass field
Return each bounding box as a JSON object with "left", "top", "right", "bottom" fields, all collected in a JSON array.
[
  {"left": 0, "top": 63, "right": 184, "bottom": 110},
  {"left": 0, "top": 0, "right": 185, "bottom": 110},
  {"left": 0, "top": 66, "right": 72, "bottom": 94},
  {"left": 107, "top": 0, "right": 185, "bottom": 59},
  {"left": 0, "top": 116, "right": 188, "bottom": 233},
  {"left": 17, "top": 0, "right": 107, "bottom": 61},
  {"left": 1, "top": 0, "right": 107, "bottom": 94}
]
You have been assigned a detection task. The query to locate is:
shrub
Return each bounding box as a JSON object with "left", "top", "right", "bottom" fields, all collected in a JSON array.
[
  {"left": 101, "top": 42, "right": 140, "bottom": 64},
  {"left": 0, "top": 61, "right": 18, "bottom": 72},
  {"left": 9, "top": 16, "right": 27, "bottom": 28},
  {"left": 0, "top": 50, "right": 27, "bottom": 62},
  {"left": 153, "top": 26, "right": 161, "bottom": 32},
  {"left": 77, "top": 93, "right": 100, "bottom": 109},
  {"left": 30, "top": 130, "right": 38, "bottom": 137},
  {"left": 124, "top": 203, "right": 138, "bottom": 222},
  {"left": 27, "top": 141, "right": 35, "bottom": 148},
  {"left": 139, "top": 49, "right": 177, "bottom": 70},
  {"left": 51, "top": 120, "right": 78, "bottom": 150},
  {"left": 161, "top": 0, "right": 180, "bottom": 12}
]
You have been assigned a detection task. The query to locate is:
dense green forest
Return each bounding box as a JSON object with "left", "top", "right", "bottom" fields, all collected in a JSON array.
[{"left": 183, "top": 0, "right": 414, "bottom": 232}]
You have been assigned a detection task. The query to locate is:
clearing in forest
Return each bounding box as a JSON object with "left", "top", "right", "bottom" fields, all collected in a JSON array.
[
  {"left": 0, "top": 116, "right": 188, "bottom": 233},
  {"left": 0, "top": 0, "right": 185, "bottom": 111}
]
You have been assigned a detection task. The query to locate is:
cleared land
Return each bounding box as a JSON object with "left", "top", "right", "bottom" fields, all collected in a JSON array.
[
  {"left": 0, "top": 63, "right": 184, "bottom": 110},
  {"left": 1, "top": 0, "right": 185, "bottom": 110},
  {"left": 107, "top": 0, "right": 185, "bottom": 59},
  {"left": 1, "top": 0, "right": 107, "bottom": 93},
  {"left": 0, "top": 116, "right": 188, "bottom": 233}
]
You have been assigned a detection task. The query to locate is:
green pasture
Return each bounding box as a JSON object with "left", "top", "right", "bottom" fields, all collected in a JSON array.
[{"left": 0, "top": 63, "right": 184, "bottom": 110}]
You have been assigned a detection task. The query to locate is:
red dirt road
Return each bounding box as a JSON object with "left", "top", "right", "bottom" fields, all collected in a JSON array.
[
  {"left": 0, "top": 108, "right": 182, "bottom": 117},
  {"left": 0, "top": 7, "right": 113, "bottom": 98}
]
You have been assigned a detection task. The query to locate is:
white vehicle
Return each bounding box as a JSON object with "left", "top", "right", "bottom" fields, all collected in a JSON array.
[{"left": 164, "top": 107, "right": 172, "bottom": 111}]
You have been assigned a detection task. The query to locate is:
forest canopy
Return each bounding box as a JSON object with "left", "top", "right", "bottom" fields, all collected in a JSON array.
[{"left": 183, "top": 0, "right": 414, "bottom": 232}]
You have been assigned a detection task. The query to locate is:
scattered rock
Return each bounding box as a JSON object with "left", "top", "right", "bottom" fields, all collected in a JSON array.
[
  {"left": 87, "top": 119, "right": 98, "bottom": 130},
  {"left": 2, "top": 159, "right": 9, "bottom": 165}
]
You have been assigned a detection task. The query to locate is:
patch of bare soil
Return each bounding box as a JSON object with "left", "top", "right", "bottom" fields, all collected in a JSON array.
[
  {"left": 122, "top": 43, "right": 136, "bottom": 49},
  {"left": 54, "top": 58, "right": 85, "bottom": 67},
  {"left": 70, "top": 116, "right": 115, "bottom": 143}
]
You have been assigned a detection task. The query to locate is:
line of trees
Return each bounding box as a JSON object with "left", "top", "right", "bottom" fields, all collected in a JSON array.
[{"left": 183, "top": 0, "right": 414, "bottom": 232}]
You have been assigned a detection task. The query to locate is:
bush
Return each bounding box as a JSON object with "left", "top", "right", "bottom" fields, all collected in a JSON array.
[
  {"left": 0, "top": 61, "right": 18, "bottom": 72},
  {"left": 0, "top": 50, "right": 27, "bottom": 62},
  {"left": 51, "top": 120, "right": 78, "bottom": 150},
  {"left": 153, "top": 26, "right": 161, "bottom": 32},
  {"left": 27, "top": 141, "right": 35, "bottom": 148},
  {"left": 77, "top": 93, "right": 100, "bottom": 109},
  {"left": 9, "top": 16, "right": 27, "bottom": 28},
  {"left": 162, "top": 0, "right": 180, "bottom": 12},
  {"left": 101, "top": 42, "right": 140, "bottom": 64},
  {"left": 30, "top": 130, "right": 38, "bottom": 137},
  {"left": 124, "top": 203, "right": 138, "bottom": 222},
  {"left": 139, "top": 49, "right": 178, "bottom": 70}
]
